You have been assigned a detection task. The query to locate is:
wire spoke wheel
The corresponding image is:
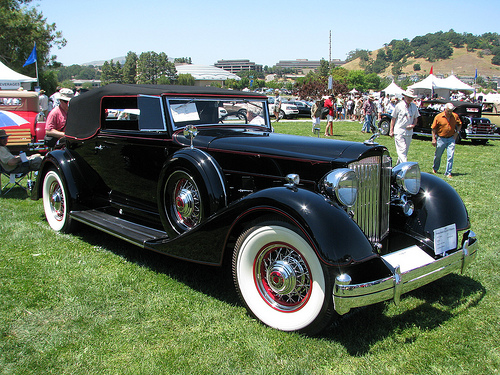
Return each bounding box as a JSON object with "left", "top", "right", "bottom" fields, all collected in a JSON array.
[
  {"left": 164, "top": 170, "right": 203, "bottom": 233},
  {"left": 233, "top": 223, "right": 334, "bottom": 334},
  {"left": 42, "top": 170, "right": 72, "bottom": 232}
]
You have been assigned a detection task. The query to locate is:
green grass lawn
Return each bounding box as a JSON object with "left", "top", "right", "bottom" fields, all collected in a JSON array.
[{"left": 1, "top": 120, "right": 499, "bottom": 374}]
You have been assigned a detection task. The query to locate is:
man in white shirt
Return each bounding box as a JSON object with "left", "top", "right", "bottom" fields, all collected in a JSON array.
[{"left": 389, "top": 89, "right": 420, "bottom": 164}]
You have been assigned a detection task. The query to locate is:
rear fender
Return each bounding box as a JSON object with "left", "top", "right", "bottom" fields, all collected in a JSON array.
[{"left": 32, "top": 149, "right": 86, "bottom": 208}]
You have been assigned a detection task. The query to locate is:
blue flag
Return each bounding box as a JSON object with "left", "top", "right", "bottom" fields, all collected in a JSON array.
[
  {"left": 474, "top": 68, "right": 478, "bottom": 81},
  {"left": 23, "top": 43, "right": 37, "bottom": 67}
]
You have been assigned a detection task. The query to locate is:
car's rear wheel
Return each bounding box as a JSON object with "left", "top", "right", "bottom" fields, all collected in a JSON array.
[
  {"left": 279, "top": 110, "right": 285, "bottom": 120},
  {"left": 232, "top": 222, "right": 334, "bottom": 334},
  {"left": 163, "top": 169, "right": 205, "bottom": 234},
  {"left": 42, "top": 169, "right": 73, "bottom": 233}
]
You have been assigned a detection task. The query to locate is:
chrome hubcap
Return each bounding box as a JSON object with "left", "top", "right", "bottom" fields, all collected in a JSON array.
[
  {"left": 175, "top": 188, "right": 195, "bottom": 217},
  {"left": 255, "top": 244, "right": 311, "bottom": 311},
  {"left": 49, "top": 182, "right": 64, "bottom": 221},
  {"left": 170, "top": 175, "right": 201, "bottom": 229}
]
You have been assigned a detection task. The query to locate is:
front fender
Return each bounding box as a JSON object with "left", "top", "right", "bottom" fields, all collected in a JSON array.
[
  {"left": 229, "top": 187, "right": 375, "bottom": 266},
  {"left": 395, "top": 172, "right": 470, "bottom": 242}
]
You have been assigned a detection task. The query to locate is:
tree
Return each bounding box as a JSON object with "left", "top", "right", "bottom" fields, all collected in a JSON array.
[
  {"left": 136, "top": 51, "right": 176, "bottom": 84},
  {"left": 122, "top": 51, "right": 137, "bottom": 84},
  {"left": 345, "top": 49, "right": 370, "bottom": 62},
  {"left": 319, "top": 59, "right": 330, "bottom": 77},
  {"left": 177, "top": 73, "right": 195, "bottom": 86},
  {"left": 346, "top": 70, "right": 366, "bottom": 92},
  {"left": 100, "top": 60, "right": 122, "bottom": 85},
  {"left": 0, "top": 0, "right": 66, "bottom": 74}
]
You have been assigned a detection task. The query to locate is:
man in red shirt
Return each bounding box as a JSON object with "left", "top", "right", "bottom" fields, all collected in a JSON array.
[
  {"left": 45, "top": 88, "right": 74, "bottom": 143},
  {"left": 431, "top": 103, "right": 462, "bottom": 178},
  {"left": 324, "top": 94, "right": 335, "bottom": 136}
]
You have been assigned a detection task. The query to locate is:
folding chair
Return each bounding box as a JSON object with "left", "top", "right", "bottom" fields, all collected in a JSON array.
[{"left": 0, "top": 163, "right": 34, "bottom": 195}]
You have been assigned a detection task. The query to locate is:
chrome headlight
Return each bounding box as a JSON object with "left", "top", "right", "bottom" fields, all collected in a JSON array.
[
  {"left": 392, "top": 162, "right": 421, "bottom": 195},
  {"left": 322, "top": 168, "right": 358, "bottom": 207}
]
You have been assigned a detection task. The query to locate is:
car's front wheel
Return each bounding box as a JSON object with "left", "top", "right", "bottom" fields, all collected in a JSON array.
[
  {"left": 232, "top": 222, "right": 335, "bottom": 334},
  {"left": 379, "top": 118, "right": 390, "bottom": 135},
  {"left": 42, "top": 169, "right": 73, "bottom": 233}
]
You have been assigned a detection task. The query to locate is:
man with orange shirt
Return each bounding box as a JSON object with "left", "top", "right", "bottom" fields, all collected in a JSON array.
[{"left": 431, "top": 103, "right": 462, "bottom": 178}]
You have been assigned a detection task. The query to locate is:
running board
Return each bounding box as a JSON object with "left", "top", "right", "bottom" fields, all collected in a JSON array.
[{"left": 71, "top": 209, "right": 168, "bottom": 248}]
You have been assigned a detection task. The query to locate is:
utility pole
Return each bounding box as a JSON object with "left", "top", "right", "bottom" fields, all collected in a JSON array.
[{"left": 329, "top": 30, "right": 332, "bottom": 65}]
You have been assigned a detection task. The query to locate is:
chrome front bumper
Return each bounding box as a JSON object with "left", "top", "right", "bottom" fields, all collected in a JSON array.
[{"left": 333, "top": 230, "right": 478, "bottom": 315}]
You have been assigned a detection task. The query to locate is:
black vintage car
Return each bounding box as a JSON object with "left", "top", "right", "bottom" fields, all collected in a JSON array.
[
  {"left": 32, "top": 84, "right": 478, "bottom": 334},
  {"left": 414, "top": 100, "right": 500, "bottom": 144}
]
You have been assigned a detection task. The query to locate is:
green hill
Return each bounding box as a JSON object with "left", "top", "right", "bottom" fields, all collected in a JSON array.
[{"left": 342, "top": 31, "right": 500, "bottom": 78}]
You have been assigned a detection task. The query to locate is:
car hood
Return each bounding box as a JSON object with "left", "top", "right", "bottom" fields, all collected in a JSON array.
[{"left": 179, "top": 128, "right": 385, "bottom": 165}]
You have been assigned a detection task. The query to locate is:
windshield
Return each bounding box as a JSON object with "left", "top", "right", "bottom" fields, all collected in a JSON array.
[{"left": 166, "top": 97, "right": 270, "bottom": 130}]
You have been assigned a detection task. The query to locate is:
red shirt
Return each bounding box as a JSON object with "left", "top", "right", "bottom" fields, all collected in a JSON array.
[
  {"left": 46, "top": 105, "right": 68, "bottom": 132},
  {"left": 324, "top": 98, "right": 334, "bottom": 116}
]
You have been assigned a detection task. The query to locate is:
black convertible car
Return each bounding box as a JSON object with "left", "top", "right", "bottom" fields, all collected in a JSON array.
[{"left": 32, "top": 84, "right": 478, "bottom": 334}]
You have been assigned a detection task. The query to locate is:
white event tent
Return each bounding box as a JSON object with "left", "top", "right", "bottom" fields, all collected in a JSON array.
[
  {"left": 0, "top": 60, "right": 37, "bottom": 90},
  {"left": 382, "top": 82, "right": 405, "bottom": 97},
  {"left": 409, "top": 74, "right": 474, "bottom": 99},
  {"left": 176, "top": 65, "right": 241, "bottom": 87}
]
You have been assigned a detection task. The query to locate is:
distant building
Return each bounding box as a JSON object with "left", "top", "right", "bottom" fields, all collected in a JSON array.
[
  {"left": 275, "top": 59, "right": 344, "bottom": 74},
  {"left": 214, "top": 59, "right": 262, "bottom": 73},
  {"left": 71, "top": 79, "right": 102, "bottom": 88}
]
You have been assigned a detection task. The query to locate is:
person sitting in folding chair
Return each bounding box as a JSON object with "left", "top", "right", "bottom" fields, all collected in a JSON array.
[{"left": 0, "top": 129, "right": 42, "bottom": 175}]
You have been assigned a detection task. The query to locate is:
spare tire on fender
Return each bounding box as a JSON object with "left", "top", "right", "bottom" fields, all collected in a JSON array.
[{"left": 158, "top": 148, "right": 227, "bottom": 238}]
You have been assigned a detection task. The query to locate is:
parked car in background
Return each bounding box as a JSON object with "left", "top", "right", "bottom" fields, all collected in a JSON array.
[
  {"left": 0, "top": 90, "right": 46, "bottom": 153},
  {"left": 415, "top": 100, "right": 500, "bottom": 144},
  {"left": 268, "top": 96, "right": 299, "bottom": 119},
  {"left": 285, "top": 100, "right": 312, "bottom": 117},
  {"left": 32, "top": 84, "right": 478, "bottom": 334}
]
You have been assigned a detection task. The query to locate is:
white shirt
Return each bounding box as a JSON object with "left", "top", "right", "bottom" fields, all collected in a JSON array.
[{"left": 392, "top": 100, "right": 420, "bottom": 135}]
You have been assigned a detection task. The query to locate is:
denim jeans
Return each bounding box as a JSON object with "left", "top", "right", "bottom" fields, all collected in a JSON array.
[
  {"left": 362, "top": 114, "right": 372, "bottom": 132},
  {"left": 433, "top": 136, "right": 455, "bottom": 176}
]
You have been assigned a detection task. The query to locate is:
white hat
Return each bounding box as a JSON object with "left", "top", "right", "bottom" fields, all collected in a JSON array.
[
  {"left": 402, "top": 89, "right": 416, "bottom": 99},
  {"left": 58, "top": 88, "right": 74, "bottom": 102}
]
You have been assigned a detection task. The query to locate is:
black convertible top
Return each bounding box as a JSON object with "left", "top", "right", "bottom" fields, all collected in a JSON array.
[{"left": 65, "top": 84, "right": 266, "bottom": 140}]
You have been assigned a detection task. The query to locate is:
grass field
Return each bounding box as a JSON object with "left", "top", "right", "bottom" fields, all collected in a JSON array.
[{"left": 1, "top": 120, "right": 499, "bottom": 374}]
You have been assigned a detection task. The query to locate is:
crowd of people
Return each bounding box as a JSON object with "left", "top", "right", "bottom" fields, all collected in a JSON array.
[{"left": 305, "top": 89, "right": 462, "bottom": 178}]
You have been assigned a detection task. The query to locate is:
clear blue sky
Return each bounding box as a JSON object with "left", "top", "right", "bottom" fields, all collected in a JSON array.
[{"left": 35, "top": 0, "right": 500, "bottom": 67}]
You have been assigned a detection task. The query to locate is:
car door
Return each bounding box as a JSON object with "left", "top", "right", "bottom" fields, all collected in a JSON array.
[{"left": 93, "top": 95, "right": 172, "bottom": 210}]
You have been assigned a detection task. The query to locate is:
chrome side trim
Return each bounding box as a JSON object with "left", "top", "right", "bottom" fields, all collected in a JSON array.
[{"left": 333, "top": 230, "right": 478, "bottom": 315}]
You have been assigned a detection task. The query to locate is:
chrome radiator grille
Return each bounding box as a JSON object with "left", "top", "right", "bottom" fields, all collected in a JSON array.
[{"left": 348, "top": 155, "right": 391, "bottom": 243}]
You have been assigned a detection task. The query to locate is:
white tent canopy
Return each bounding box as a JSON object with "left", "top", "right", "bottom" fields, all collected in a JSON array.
[
  {"left": 176, "top": 65, "right": 241, "bottom": 87},
  {"left": 440, "top": 75, "right": 474, "bottom": 91},
  {"left": 0, "top": 60, "right": 36, "bottom": 90},
  {"left": 409, "top": 74, "right": 444, "bottom": 90},
  {"left": 382, "top": 82, "right": 404, "bottom": 96},
  {"left": 409, "top": 74, "right": 474, "bottom": 99}
]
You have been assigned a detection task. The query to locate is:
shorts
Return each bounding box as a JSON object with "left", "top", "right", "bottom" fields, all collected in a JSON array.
[
  {"left": 312, "top": 117, "right": 320, "bottom": 126},
  {"left": 327, "top": 114, "right": 335, "bottom": 122}
]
